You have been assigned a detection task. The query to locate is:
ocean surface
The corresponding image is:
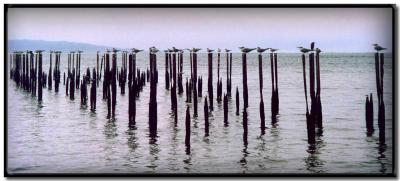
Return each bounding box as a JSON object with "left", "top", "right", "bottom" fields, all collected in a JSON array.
[{"left": 6, "top": 52, "right": 393, "bottom": 174}]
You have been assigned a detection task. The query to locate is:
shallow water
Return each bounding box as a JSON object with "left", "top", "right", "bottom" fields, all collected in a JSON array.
[{"left": 6, "top": 52, "right": 393, "bottom": 174}]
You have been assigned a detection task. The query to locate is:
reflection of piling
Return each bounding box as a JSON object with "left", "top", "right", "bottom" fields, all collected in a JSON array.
[
  {"left": 185, "top": 106, "right": 191, "bottom": 155},
  {"left": 365, "top": 94, "right": 374, "bottom": 135},
  {"left": 236, "top": 87, "right": 240, "bottom": 115},
  {"left": 375, "top": 52, "right": 385, "bottom": 144},
  {"left": 208, "top": 51, "right": 214, "bottom": 111},
  {"left": 204, "top": 97, "right": 209, "bottom": 137}
]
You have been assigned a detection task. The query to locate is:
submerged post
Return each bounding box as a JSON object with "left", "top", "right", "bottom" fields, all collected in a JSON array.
[{"left": 207, "top": 48, "right": 214, "bottom": 111}]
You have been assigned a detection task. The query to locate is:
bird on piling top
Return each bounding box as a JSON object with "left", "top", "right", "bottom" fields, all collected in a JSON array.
[
  {"left": 78, "top": 50, "right": 84, "bottom": 54},
  {"left": 373, "top": 44, "right": 386, "bottom": 52},
  {"left": 267, "top": 48, "right": 279, "bottom": 53},
  {"left": 239, "top": 47, "right": 256, "bottom": 53},
  {"left": 150, "top": 46, "right": 159, "bottom": 54},
  {"left": 225, "top": 49, "right": 231, "bottom": 52},
  {"left": 171, "top": 47, "right": 180, "bottom": 53},
  {"left": 207, "top": 48, "right": 214, "bottom": 53},
  {"left": 131, "top": 48, "right": 143, "bottom": 54},
  {"left": 310, "top": 42, "right": 315, "bottom": 50},
  {"left": 192, "top": 48, "right": 202, "bottom": 53},
  {"left": 50, "top": 50, "right": 54, "bottom": 54},
  {"left": 106, "top": 49, "right": 111, "bottom": 53},
  {"left": 35, "top": 50, "right": 45, "bottom": 54},
  {"left": 217, "top": 48, "right": 221, "bottom": 53},
  {"left": 256, "top": 47, "right": 269, "bottom": 53},
  {"left": 55, "top": 51, "right": 62, "bottom": 54},
  {"left": 315, "top": 48, "right": 322, "bottom": 54},
  {"left": 112, "top": 48, "right": 120, "bottom": 54},
  {"left": 297, "top": 46, "right": 312, "bottom": 54}
]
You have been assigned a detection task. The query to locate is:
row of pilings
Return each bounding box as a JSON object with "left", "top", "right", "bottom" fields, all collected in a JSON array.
[
  {"left": 365, "top": 51, "right": 386, "bottom": 145},
  {"left": 300, "top": 43, "right": 323, "bottom": 145}
]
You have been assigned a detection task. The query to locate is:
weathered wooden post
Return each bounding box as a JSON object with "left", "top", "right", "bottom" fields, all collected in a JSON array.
[
  {"left": 149, "top": 47, "right": 158, "bottom": 137},
  {"left": 207, "top": 48, "right": 214, "bottom": 111},
  {"left": 90, "top": 68, "right": 97, "bottom": 112},
  {"left": 243, "top": 108, "right": 248, "bottom": 147},
  {"left": 373, "top": 44, "right": 386, "bottom": 144},
  {"left": 129, "top": 48, "right": 142, "bottom": 128},
  {"left": 178, "top": 50, "right": 184, "bottom": 94},
  {"left": 36, "top": 50, "right": 44, "bottom": 102},
  {"left": 165, "top": 50, "right": 170, "bottom": 90},
  {"left": 111, "top": 48, "right": 119, "bottom": 117},
  {"left": 171, "top": 47, "right": 179, "bottom": 126},
  {"left": 204, "top": 97, "right": 209, "bottom": 137},
  {"left": 217, "top": 48, "right": 222, "bottom": 102},
  {"left": 236, "top": 87, "right": 240, "bottom": 115},
  {"left": 192, "top": 48, "right": 201, "bottom": 117},
  {"left": 48, "top": 51, "right": 53, "bottom": 90},
  {"left": 257, "top": 47, "right": 268, "bottom": 134},
  {"left": 239, "top": 47, "right": 255, "bottom": 108},
  {"left": 225, "top": 49, "right": 232, "bottom": 97},
  {"left": 315, "top": 48, "right": 323, "bottom": 133},
  {"left": 365, "top": 94, "right": 374, "bottom": 135},
  {"left": 198, "top": 76, "right": 202, "bottom": 97},
  {"left": 185, "top": 105, "right": 191, "bottom": 155},
  {"left": 223, "top": 93, "right": 228, "bottom": 126}
]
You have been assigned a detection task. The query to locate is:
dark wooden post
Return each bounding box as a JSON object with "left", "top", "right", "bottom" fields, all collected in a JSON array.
[
  {"left": 208, "top": 50, "right": 214, "bottom": 111},
  {"left": 236, "top": 87, "right": 240, "bottom": 116},
  {"left": 165, "top": 51, "right": 169, "bottom": 90},
  {"left": 185, "top": 106, "right": 191, "bottom": 155},
  {"left": 204, "top": 97, "right": 209, "bottom": 137},
  {"left": 111, "top": 51, "right": 117, "bottom": 117},
  {"left": 242, "top": 53, "right": 249, "bottom": 108},
  {"left": 48, "top": 51, "right": 53, "bottom": 90},
  {"left": 193, "top": 50, "right": 198, "bottom": 117},
  {"left": 223, "top": 93, "right": 228, "bottom": 126},
  {"left": 90, "top": 68, "right": 97, "bottom": 111},
  {"left": 274, "top": 53, "right": 279, "bottom": 114},
  {"left": 149, "top": 48, "right": 158, "bottom": 138},
  {"left": 37, "top": 51, "right": 43, "bottom": 102}
]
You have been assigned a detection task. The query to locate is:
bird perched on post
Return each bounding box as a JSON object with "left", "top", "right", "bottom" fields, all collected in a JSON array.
[
  {"left": 131, "top": 48, "right": 143, "bottom": 54},
  {"left": 239, "top": 47, "right": 256, "bottom": 53},
  {"left": 217, "top": 48, "right": 221, "bottom": 53},
  {"left": 35, "top": 50, "right": 45, "bottom": 54},
  {"left": 315, "top": 48, "right": 322, "bottom": 53},
  {"left": 297, "top": 46, "right": 312, "bottom": 54},
  {"left": 192, "top": 48, "right": 202, "bottom": 53},
  {"left": 257, "top": 47, "right": 269, "bottom": 53},
  {"left": 171, "top": 47, "right": 180, "bottom": 53},
  {"left": 267, "top": 48, "right": 279, "bottom": 53},
  {"left": 311, "top": 42, "right": 315, "bottom": 50},
  {"left": 78, "top": 50, "right": 84, "bottom": 54},
  {"left": 373, "top": 44, "right": 386, "bottom": 52},
  {"left": 225, "top": 49, "right": 231, "bottom": 52},
  {"left": 112, "top": 48, "right": 120, "bottom": 54},
  {"left": 207, "top": 48, "right": 214, "bottom": 53},
  {"left": 149, "top": 46, "right": 159, "bottom": 54}
]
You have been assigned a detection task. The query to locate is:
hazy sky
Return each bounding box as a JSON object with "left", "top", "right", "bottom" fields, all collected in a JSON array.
[{"left": 8, "top": 7, "right": 393, "bottom": 52}]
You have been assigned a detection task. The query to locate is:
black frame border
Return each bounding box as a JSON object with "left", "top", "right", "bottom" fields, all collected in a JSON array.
[{"left": 3, "top": 3, "right": 397, "bottom": 177}]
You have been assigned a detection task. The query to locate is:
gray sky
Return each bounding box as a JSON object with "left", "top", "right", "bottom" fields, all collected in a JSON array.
[{"left": 7, "top": 7, "right": 393, "bottom": 52}]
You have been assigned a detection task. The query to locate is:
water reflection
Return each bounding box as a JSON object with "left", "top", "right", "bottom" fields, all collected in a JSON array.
[
  {"left": 304, "top": 137, "right": 325, "bottom": 173},
  {"left": 104, "top": 118, "right": 118, "bottom": 139},
  {"left": 126, "top": 128, "right": 138, "bottom": 151},
  {"left": 147, "top": 136, "right": 159, "bottom": 171},
  {"left": 240, "top": 108, "right": 249, "bottom": 172},
  {"left": 377, "top": 143, "right": 387, "bottom": 174}
]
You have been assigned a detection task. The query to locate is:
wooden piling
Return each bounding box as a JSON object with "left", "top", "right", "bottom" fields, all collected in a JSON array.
[
  {"left": 242, "top": 53, "right": 249, "bottom": 108},
  {"left": 185, "top": 105, "right": 191, "bottom": 154},
  {"left": 204, "top": 97, "right": 209, "bottom": 137},
  {"left": 223, "top": 93, "right": 228, "bottom": 126},
  {"left": 90, "top": 68, "right": 97, "bottom": 111},
  {"left": 236, "top": 87, "right": 240, "bottom": 116},
  {"left": 38, "top": 51, "right": 43, "bottom": 102},
  {"left": 208, "top": 52, "right": 214, "bottom": 111},
  {"left": 48, "top": 52, "right": 53, "bottom": 90}
]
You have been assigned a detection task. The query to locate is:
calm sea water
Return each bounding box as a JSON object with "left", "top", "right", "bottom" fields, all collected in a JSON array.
[{"left": 7, "top": 52, "right": 393, "bottom": 174}]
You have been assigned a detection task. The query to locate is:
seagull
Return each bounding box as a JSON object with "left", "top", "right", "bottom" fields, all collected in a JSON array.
[
  {"left": 106, "top": 49, "right": 111, "bottom": 53},
  {"left": 256, "top": 47, "right": 269, "bottom": 53},
  {"left": 239, "top": 47, "right": 256, "bottom": 53},
  {"left": 207, "top": 48, "right": 214, "bottom": 53},
  {"left": 131, "top": 48, "right": 143, "bottom": 54},
  {"left": 225, "top": 49, "right": 231, "bottom": 52},
  {"left": 78, "top": 50, "right": 84, "bottom": 54},
  {"left": 150, "top": 46, "right": 159, "bottom": 54},
  {"left": 70, "top": 51, "right": 76, "bottom": 54},
  {"left": 315, "top": 48, "right": 322, "bottom": 53},
  {"left": 171, "top": 47, "right": 180, "bottom": 53},
  {"left": 192, "top": 48, "right": 201, "bottom": 53},
  {"left": 373, "top": 44, "right": 386, "bottom": 52},
  {"left": 35, "top": 50, "right": 45, "bottom": 53},
  {"left": 217, "top": 48, "right": 221, "bottom": 52},
  {"left": 267, "top": 48, "right": 279, "bottom": 53},
  {"left": 112, "top": 48, "right": 120, "bottom": 53},
  {"left": 297, "top": 47, "right": 312, "bottom": 54},
  {"left": 310, "top": 42, "right": 315, "bottom": 50}
]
